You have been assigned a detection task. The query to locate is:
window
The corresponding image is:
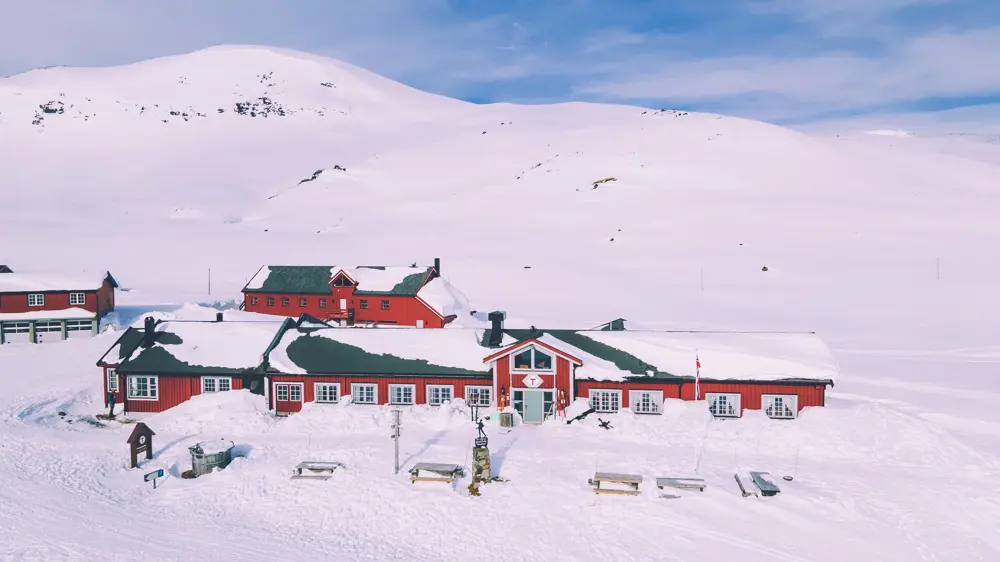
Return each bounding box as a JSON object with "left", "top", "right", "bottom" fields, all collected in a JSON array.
[
  {"left": 630, "top": 390, "right": 663, "bottom": 414},
  {"left": 266, "top": 296, "right": 275, "bottom": 307},
  {"left": 381, "top": 300, "right": 390, "bottom": 310},
  {"left": 360, "top": 300, "right": 368, "bottom": 309},
  {"left": 466, "top": 386, "right": 492, "bottom": 407},
  {"left": 331, "top": 275, "right": 355, "bottom": 287},
  {"left": 512, "top": 347, "right": 554, "bottom": 371},
  {"left": 352, "top": 383, "right": 377, "bottom": 404},
  {"left": 69, "top": 293, "right": 86, "bottom": 305},
  {"left": 319, "top": 298, "right": 327, "bottom": 309},
  {"left": 66, "top": 320, "right": 93, "bottom": 332},
  {"left": 389, "top": 384, "right": 415, "bottom": 405},
  {"left": 276, "top": 384, "right": 289, "bottom": 401},
  {"left": 276, "top": 384, "right": 302, "bottom": 401},
  {"left": 27, "top": 293, "right": 44, "bottom": 307},
  {"left": 201, "top": 376, "right": 232, "bottom": 393},
  {"left": 589, "top": 389, "right": 621, "bottom": 413},
  {"left": 290, "top": 385, "right": 302, "bottom": 401},
  {"left": 299, "top": 297, "right": 307, "bottom": 307},
  {"left": 128, "top": 376, "right": 158, "bottom": 400},
  {"left": 763, "top": 394, "right": 798, "bottom": 419},
  {"left": 281, "top": 297, "right": 289, "bottom": 307},
  {"left": 250, "top": 296, "right": 259, "bottom": 306},
  {"left": 427, "top": 385, "right": 454, "bottom": 405},
  {"left": 35, "top": 321, "right": 62, "bottom": 333},
  {"left": 106, "top": 368, "right": 118, "bottom": 392},
  {"left": 315, "top": 383, "right": 340, "bottom": 403},
  {"left": 707, "top": 393, "right": 741, "bottom": 418}
]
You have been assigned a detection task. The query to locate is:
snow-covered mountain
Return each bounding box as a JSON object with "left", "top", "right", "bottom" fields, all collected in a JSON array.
[{"left": 1, "top": 46, "right": 999, "bottom": 560}]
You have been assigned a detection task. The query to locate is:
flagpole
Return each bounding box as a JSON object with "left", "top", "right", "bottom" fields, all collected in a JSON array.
[{"left": 695, "top": 351, "right": 701, "bottom": 401}]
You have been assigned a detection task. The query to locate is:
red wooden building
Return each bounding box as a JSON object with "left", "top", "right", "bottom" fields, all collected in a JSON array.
[
  {"left": 96, "top": 313, "right": 836, "bottom": 419},
  {"left": 241, "top": 259, "right": 462, "bottom": 328},
  {"left": 0, "top": 268, "right": 117, "bottom": 344}
]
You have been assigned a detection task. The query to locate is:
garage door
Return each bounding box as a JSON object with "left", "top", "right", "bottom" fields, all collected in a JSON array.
[
  {"left": 1, "top": 322, "right": 31, "bottom": 344},
  {"left": 66, "top": 319, "right": 95, "bottom": 339},
  {"left": 34, "top": 321, "right": 64, "bottom": 344}
]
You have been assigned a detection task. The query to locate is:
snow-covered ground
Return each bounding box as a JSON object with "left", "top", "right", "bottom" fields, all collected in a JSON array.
[{"left": 1, "top": 45, "right": 999, "bottom": 561}]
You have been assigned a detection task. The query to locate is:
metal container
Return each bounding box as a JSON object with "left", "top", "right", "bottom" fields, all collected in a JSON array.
[
  {"left": 499, "top": 412, "right": 514, "bottom": 428},
  {"left": 188, "top": 439, "right": 235, "bottom": 476}
]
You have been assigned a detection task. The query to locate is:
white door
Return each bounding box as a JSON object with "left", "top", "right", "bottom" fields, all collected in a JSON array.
[
  {"left": 1, "top": 322, "right": 31, "bottom": 344},
  {"left": 339, "top": 299, "right": 347, "bottom": 309},
  {"left": 66, "top": 319, "right": 95, "bottom": 339},
  {"left": 34, "top": 321, "right": 64, "bottom": 343},
  {"left": 416, "top": 320, "right": 425, "bottom": 328}
]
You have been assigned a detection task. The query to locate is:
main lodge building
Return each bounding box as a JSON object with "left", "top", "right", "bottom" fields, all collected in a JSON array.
[{"left": 97, "top": 312, "right": 837, "bottom": 421}]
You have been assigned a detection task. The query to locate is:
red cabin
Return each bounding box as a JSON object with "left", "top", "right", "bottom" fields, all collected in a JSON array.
[
  {"left": 240, "top": 258, "right": 462, "bottom": 328},
  {"left": 0, "top": 267, "right": 117, "bottom": 344}
]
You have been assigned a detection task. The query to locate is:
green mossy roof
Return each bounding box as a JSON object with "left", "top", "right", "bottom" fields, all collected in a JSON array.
[
  {"left": 282, "top": 334, "right": 490, "bottom": 376},
  {"left": 245, "top": 266, "right": 432, "bottom": 296},
  {"left": 352, "top": 268, "right": 431, "bottom": 296}
]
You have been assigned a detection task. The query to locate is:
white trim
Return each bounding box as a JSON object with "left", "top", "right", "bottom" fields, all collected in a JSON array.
[
  {"left": 201, "top": 376, "right": 232, "bottom": 394},
  {"left": 629, "top": 389, "right": 663, "bottom": 415},
  {"left": 426, "top": 384, "right": 454, "bottom": 406},
  {"left": 588, "top": 388, "right": 622, "bottom": 413},
  {"left": 351, "top": 383, "right": 378, "bottom": 405},
  {"left": 388, "top": 383, "right": 416, "bottom": 405},
  {"left": 413, "top": 294, "right": 446, "bottom": 320},
  {"left": 465, "top": 385, "right": 492, "bottom": 407},
  {"left": 487, "top": 339, "right": 583, "bottom": 367},
  {"left": 27, "top": 293, "right": 45, "bottom": 307},
  {"left": 706, "top": 392, "right": 741, "bottom": 418},
  {"left": 69, "top": 292, "right": 86, "bottom": 306},
  {"left": 762, "top": 394, "right": 798, "bottom": 419},
  {"left": 314, "top": 382, "right": 341, "bottom": 403},
  {"left": 127, "top": 375, "right": 159, "bottom": 400}
]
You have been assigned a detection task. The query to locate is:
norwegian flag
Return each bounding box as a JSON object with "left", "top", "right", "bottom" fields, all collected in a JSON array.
[{"left": 695, "top": 353, "right": 701, "bottom": 400}]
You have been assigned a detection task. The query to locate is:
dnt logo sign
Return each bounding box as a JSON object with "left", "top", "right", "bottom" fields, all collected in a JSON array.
[{"left": 522, "top": 374, "right": 543, "bottom": 388}]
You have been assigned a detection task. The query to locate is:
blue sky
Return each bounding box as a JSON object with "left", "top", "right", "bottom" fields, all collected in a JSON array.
[{"left": 1, "top": 0, "right": 998, "bottom": 127}]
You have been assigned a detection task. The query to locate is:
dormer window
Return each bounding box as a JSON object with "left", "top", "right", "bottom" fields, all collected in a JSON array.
[
  {"left": 331, "top": 273, "right": 355, "bottom": 288},
  {"left": 512, "top": 346, "right": 553, "bottom": 371}
]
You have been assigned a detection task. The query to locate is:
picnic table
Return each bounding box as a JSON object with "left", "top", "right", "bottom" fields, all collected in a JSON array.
[
  {"left": 409, "top": 463, "right": 465, "bottom": 484},
  {"left": 749, "top": 471, "right": 781, "bottom": 496},
  {"left": 291, "top": 461, "right": 344, "bottom": 480},
  {"left": 588, "top": 472, "right": 643, "bottom": 495},
  {"left": 656, "top": 477, "right": 706, "bottom": 492}
]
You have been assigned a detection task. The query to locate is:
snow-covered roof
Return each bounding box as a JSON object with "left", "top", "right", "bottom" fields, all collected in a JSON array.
[
  {"left": 338, "top": 266, "right": 433, "bottom": 295},
  {"left": 415, "top": 277, "right": 469, "bottom": 319},
  {"left": 243, "top": 264, "right": 434, "bottom": 296},
  {"left": 113, "top": 319, "right": 287, "bottom": 373},
  {"left": 0, "top": 271, "right": 114, "bottom": 293},
  {"left": 0, "top": 308, "right": 96, "bottom": 321}
]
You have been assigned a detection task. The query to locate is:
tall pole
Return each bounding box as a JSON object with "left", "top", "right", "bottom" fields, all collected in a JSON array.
[
  {"left": 208, "top": 268, "right": 212, "bottom": 295},
  {"left": 700, "top": 267, "right": 704, "bottom": 293},
  {"left": 392, "top": 409, "right": 401, "bottom": 474},
  {"left": 936, "top": 258, "right": 940, "bottom": 281}
]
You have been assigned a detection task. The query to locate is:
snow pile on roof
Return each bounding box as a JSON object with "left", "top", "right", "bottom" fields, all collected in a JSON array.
[
  {"left": 0, "top": 307, "right": 95, "bottom": 321},
  {"left": 416, "top": 277, "right": 471, "bottom": 319},
  {"left": 128, "top": 319, "right": 285, "bottom": 369},
  {"left": 580, "top": 331, "right": 839, "bottom": 382},
  {"left": 269, "top": 327, "right": 489, "bottom": 374},
  {"left": 531, "top": 334, "right": 635, "bottom": 382},
  {"left": 338, "top": 266, "right": 428, "bottom": 292},
  {"left": 0, "top": 272, "right": 110, "bottom": 293},
  {"left": 244, "top": 266, "right": 271, "bottom": 290}
]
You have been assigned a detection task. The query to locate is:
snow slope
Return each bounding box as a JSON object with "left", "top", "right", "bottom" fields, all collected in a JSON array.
[{"left": 1, "top": 45, "right": 999, "bottom": 560}]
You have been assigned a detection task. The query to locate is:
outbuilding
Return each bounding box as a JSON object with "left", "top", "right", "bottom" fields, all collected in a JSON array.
[{"left": 0, "top": 269, "right": 117, "bottom": 344}]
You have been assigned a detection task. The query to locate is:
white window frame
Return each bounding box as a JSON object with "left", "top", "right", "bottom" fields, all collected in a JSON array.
[
  {"left": 27, "top": 293, "right": 45, "bottom": 307},
  {"left": 69, "top": 292, "right": 86, "bottom": 305},
  {"left": 250, "top": 296, "right": 259, "bottom": 306},
  {"left": 381, "top": 299, "right": 390, "bottom": 310},
  {"left": 707, "top": 392, "right": 741, "bottom": 418},
  {"left": 66, "top": 319, "right": 93, "bottom": 332},
  {"left": 511, "top": 346, "right": 555, "bottom": 372},
  {"left": 127, "top": 375, "right": 159, "bottom": 400},
  {"left": 351, "top": 383, "right": 378, "bottom": 405},
  {"left": 630, "top": 390, "right": 663, "bottom": 415},
  {"left": 589, "top": 389, "right": 622, "bottom": 413},
  {"left": 314, "top": 382, "right": 341, "bottom": 403},
  {"left": 427, "top": 384, "right": 454, "bottom": 406},
  {"left": 762, "top": 394, "right": 798, "bottom": 419},
  {"left": 389, "top": 384, "right": 415, "bottom": 405},
  {"left": 106, "top": 368, "right": 118, "bottom": 392},
  {"left": 465, "top": 385, "right": 493, "bottom": 407},
  {"left": 201, "top": 376, "right": 232, "bottom": 393}
]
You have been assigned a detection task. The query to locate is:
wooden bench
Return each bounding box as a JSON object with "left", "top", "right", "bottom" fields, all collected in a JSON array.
[
  {"left": 291, "top": 461, "right": 344, "bottom": 480},
  {"left": 588, "top": 472, "right": 643, "bottom": 495},
  {"left": 409, "top": 463, "right": 465, "bottom": 484},
  {"left": 656, "top": 477, "right": 706, "bottom": 492},
  {"left": 749, "top": 471, "right": 781, "bottom": 496}
]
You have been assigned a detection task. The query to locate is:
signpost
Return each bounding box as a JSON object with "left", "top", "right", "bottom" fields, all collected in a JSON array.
[
  {"left": 390, "top": 409, "right": 401, "bottom": 474},
  {"left": 127, "top": 423, "right": 155, "bottom": 468},
  {"left": 144, "top": 468, "right": 164, "bottom": 489}
]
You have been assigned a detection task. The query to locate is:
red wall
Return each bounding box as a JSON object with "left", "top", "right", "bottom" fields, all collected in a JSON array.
[
  {"left": 0, "top": 278, "right": 115, "bottom": 316},
  {"left": 243, "top": 290, "right": 446, "bottom": 327},
  {"left": 493, "top": 355, "right": 573, "bottom": 402},
  {"left": 576, "top": 379, "right": 825, "bottom": 412},
  {"left": 101, "top": 367, "right": 244, "bottom": 413},
  {"left": 269, "top": 375, "right": 492, "bottom": 412}
]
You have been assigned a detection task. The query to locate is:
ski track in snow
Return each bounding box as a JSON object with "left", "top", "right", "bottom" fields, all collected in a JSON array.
[{"left": 1, "top": 45, "right": 1000, "bottom": 560}]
